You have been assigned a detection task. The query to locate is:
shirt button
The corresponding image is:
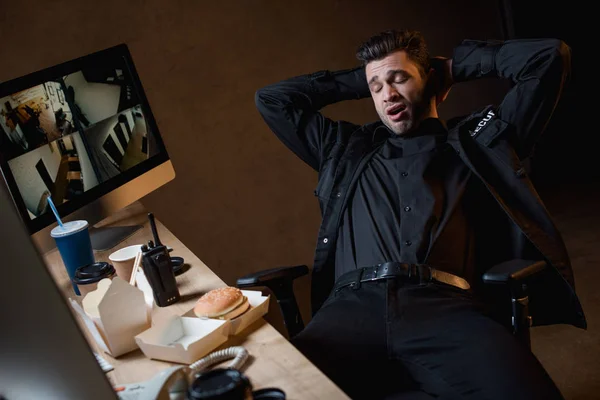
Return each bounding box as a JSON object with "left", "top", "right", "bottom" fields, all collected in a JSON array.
[
  {"left": 405, "top": 240, "right": 412, "bottom": 246},
  {"left": 336, "top": 192, "right": 342, "bottom": 198},
  {"left": 404, "top": 206, "right": 411, "bottom": 212},
  {"left": 323, "top": 238, "right": 329, "bottom": 244},
  {"left": 401, "top": 172, "right": 408, "bottom": 177}
]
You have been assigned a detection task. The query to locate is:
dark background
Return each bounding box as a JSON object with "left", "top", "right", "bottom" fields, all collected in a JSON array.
[
  {"left": 0, "top": 1, "right": 596, "bottom": 398},
  {"left": 502, "top": 0, "right": 588, "bottom": 188}
]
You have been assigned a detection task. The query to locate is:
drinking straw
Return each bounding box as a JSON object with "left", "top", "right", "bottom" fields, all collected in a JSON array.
[{"left": 47, "top": 196, "right": 64, "bottom": 228}]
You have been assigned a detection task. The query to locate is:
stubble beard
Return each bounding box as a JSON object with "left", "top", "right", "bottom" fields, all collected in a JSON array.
[{"left": 381, "top": 101, "right": 431, "bottom": 136}]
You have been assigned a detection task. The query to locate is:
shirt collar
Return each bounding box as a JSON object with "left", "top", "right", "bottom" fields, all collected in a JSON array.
[{"left": 376, "top": 118, "right": 449, "bottom": 157}]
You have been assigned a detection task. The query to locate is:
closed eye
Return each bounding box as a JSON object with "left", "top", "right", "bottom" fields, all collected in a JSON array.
[{"left": 390, "top": 71, "right": 410, "bottom": 84}]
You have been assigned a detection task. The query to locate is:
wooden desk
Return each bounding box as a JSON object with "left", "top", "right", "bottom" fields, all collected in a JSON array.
[{"left": 43, "top": 202, "right": 348, "bottom": 399}]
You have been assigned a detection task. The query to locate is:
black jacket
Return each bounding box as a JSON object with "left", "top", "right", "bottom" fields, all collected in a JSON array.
[{"left": 255, "top": 38, "right": 586, "bottom": 329}]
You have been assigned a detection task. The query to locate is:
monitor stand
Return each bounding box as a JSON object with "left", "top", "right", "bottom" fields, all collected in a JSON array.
[{"left": 89, "top": 225, "right": 143, "bottom": 251}]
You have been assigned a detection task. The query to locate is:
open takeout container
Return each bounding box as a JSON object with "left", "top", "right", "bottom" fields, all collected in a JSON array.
[
  {"left": 225, "top": 289, "right": 270, "bottom": 335},
  {"left": 134, "top": 315, "right": 230, "bottom": 364},
  {"left": 182, "top": 289, "right": 270, "bottom": 336},
  {"left": 134, "top": 289, "right": 270, "bottom": 364},
  {"left": 69, "top": 277, "right": 151, "bottom": 358}
]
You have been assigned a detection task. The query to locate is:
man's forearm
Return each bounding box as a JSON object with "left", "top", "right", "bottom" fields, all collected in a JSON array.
[
  {"left": 255, "top": 67, "right": 369, "bottom": 171},
  {"left": 450, "top": 38, "right": 571, "bottom": 157},
  {"left": 451, "top": 38, "right": 570, "bottom": 84},
  {"left": 256, "top": 67, "right": 370, "bottom": 113}
]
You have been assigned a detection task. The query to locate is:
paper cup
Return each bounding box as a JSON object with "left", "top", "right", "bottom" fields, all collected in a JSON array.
[{"left": 108, "top": 244, "right": 143, "bottom": 282}]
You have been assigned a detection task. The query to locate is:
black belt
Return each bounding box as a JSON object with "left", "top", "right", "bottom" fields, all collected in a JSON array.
[{"left": 334, "top": 262, "right": 471, "bottom": 293}]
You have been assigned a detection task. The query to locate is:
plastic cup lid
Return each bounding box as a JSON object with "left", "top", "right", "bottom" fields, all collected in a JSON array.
[
  {"left": 73, "top": 262, "right": 116, "bottom": 285},
  {"left": 50, "top": 220, "right": 89, "bottom": 238}
]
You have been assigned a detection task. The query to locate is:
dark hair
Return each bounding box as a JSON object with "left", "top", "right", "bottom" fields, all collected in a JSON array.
[{"left": 356, "top": 29, "right": 430, "bottom": 76}]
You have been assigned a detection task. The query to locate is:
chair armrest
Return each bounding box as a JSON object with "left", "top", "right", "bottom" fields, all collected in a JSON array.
[
  {"left": 482, "top": 259, "right": 547, "bottom": 348},
  {"left": 236, "top": 265, "right": 308, "bottom": 288},
  {"left": 236, "top": 265, "right": 309, "bottom": 339},
  {"left": 482, "top": 260, "right": 547, "bottom": 285}
]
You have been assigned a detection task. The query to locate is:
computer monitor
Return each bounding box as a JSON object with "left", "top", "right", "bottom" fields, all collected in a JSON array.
[
  {"left": 0, "top": 43, "right": 175, "bottom": 253},
  {"left": 0, "top": 176, "right": 117, "bottom": 400}
]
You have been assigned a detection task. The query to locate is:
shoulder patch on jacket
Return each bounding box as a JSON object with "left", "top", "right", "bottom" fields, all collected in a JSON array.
[
  {"left": 467, "top": 106, "right": 510, "bottom": 147},
  {"left": 469, "top": 109, "right": 496, "bottom": 138}
]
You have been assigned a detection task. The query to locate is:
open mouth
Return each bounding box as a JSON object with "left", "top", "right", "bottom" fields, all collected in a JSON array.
[
  {"left": 387, "top": 104, "right": 408, "bottom": 121},
  {"left": 386, "top": 104, "right": 406, "bottom": 116}
]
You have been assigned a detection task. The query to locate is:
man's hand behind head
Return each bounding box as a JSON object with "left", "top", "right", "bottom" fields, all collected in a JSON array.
[{"left": 430, "top": 57, "right": 454, "bottom": 106}]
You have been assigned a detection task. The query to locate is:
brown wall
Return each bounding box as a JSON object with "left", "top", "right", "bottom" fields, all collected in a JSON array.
[{"left": 0, "top": 0, "right": 508, "bottom": 332}]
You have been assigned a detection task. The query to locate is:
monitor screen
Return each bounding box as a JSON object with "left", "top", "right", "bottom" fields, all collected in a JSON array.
[{"left": 0, "top": 44, "right": 171, "bottom": 235}]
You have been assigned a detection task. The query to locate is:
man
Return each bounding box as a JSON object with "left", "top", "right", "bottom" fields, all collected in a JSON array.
[{"left": 255, "top": 30, "right": 585, "bottom": 399}]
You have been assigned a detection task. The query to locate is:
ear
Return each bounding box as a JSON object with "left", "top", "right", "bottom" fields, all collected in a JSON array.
[
  {"left": 424, "top": 68, "right": 439, "bottom": 104},
  {"left": 427, "top": 67, "right": 435, "bottom": 78},
  {"left": 429, "top": 67, "right": 450, "bottom": 106},
  {"left": 436, "top": 85, "right": 451, "bottom": 106}
]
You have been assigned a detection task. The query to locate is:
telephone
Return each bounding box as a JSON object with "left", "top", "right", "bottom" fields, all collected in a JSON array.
[{"left": 114, "top": 346, "right": 250, "bottom": 400}]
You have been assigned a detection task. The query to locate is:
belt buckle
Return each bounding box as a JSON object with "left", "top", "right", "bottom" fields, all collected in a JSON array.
[
  {"left": 361, "top": 263, "right": 407, "bottom": 285},
  {"left": 362, "top": 265, "right": 379, "bottom": 282},
  {"left": 378, "top": 263, "right": 396, "bottom": 279},
  {"left": 371, "top": 264, "right": 394, "bottom": 281}
]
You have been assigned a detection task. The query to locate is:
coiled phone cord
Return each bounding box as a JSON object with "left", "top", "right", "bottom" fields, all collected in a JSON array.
[{"left": 189, "top": 346, "right": 249, "bottom": 375}]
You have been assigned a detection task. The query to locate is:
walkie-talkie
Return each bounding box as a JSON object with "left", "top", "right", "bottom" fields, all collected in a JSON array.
[{"left": 141, "top": 213, "right": 180, "bottom": 307}]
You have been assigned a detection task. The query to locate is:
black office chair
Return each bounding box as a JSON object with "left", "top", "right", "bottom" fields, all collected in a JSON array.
[{"left": 237, "top": 259, "right": 548, "bottom": 349}]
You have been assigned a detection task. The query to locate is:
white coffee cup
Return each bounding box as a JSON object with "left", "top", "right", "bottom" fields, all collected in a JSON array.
[{"left": 108, "top": 244, "right": 143, "bottom": 282}]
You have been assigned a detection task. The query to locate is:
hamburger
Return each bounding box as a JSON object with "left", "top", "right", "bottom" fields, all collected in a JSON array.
[{"left": 194, "top": 287, "right": 250, "bottom": 320}]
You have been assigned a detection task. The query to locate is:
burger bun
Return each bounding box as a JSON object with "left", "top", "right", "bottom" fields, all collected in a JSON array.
[{"left": 194, "top": 287, "right": 250, "bottom": 320}]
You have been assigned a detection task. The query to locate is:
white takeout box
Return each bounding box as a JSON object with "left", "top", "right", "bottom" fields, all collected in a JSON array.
[
  {"left": 69, "top": 277, "right": 150, "bottom": 358},
  {"left": 227, "top": 290, "right": 270, "bottom": 335},
  {"left": 134, "top": 315, "right": 230, "bottom": 364},
  {"left": 182, "top": 289, "right": 270, "bottom": 336},
  {"left": 133, "top": 289, "right": 269, "bottom": 365},
  {"left": 134, "top": 265, "right": 155, "bottom": 324}
]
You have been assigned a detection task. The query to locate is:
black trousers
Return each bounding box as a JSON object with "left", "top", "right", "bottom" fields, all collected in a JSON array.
[{"left": 292, "top": 279, "right": 564, "bottom": 400}]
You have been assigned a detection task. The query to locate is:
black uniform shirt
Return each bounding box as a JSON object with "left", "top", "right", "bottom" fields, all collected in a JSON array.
[{"left": 335, "top": 118, "right": 476, "bottom": 283}]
